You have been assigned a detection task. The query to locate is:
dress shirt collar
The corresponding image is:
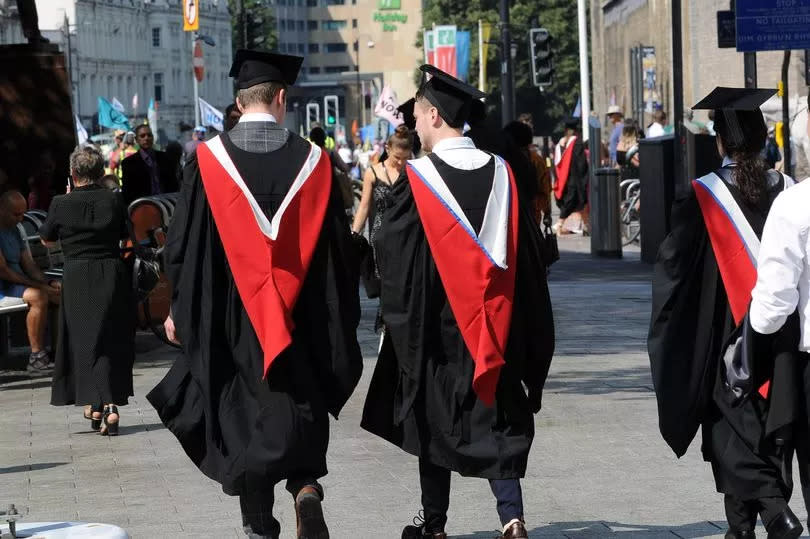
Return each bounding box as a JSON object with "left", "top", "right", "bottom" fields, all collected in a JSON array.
[
  {"left": 722, "top": 156, "right": 737, "bottom": 168},
  {"left": 432, "top": 136, "right": 477, "bottom": 153},
  {"left": 239, "top": 112, "right": 278, "bottom": 123}
]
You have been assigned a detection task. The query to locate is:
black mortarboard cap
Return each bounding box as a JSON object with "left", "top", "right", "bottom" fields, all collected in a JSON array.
[
  {"left": 229, "top": 49, "right": 304, "bottom": 89},
  {"left": 397, "top": 98, "right": 416, "bottom": 130},
  {"left": 692, "top": 87, "right": 776, "bottom": 147},
  {"left": 564, "top": 117, "right": 580, "bottom": 130},
  {"left": 418, "top": 64, "right": 486, "bottom": 128}
]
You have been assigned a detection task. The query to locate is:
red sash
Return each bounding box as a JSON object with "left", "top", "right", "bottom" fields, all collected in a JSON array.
[
  {"left": 406, "top": 155, "right": 519, "bottom": 406},
  {"left": 554, "top": 136, "right": 576, "bottom": 200},
  {"left": 196, "top": 137, "right": 331, "bottom": 378},
  {"left": 692, "top": 173, "right": 767, "bottom": 397}
]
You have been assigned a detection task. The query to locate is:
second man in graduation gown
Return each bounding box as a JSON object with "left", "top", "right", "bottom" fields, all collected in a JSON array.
[
  {"left": 361, "top": 65, "right": 555, "bottom": 539},
  {"left": 147, "top": 50, "right": 363, "bottom": 539}
]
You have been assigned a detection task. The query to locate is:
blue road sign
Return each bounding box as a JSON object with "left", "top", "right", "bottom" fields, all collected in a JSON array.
[{"left": 736, "top": 0, "right": 810, "bottom": 52}]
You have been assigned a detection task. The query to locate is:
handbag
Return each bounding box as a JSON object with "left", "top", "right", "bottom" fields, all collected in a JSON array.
[
  {"left": 132, "top": 246, "right": 162, "bottom": 301},
  {"left": 540, "top": 214, "right": 559, "bottom": 267}
]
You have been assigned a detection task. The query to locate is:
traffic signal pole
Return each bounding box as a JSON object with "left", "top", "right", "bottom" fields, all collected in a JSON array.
[
  {"left": 499, "top": 0, "right": 515, "bottom": 125},
  {"left": 577, "top": 0, "right": 590, "bottom": 140}
]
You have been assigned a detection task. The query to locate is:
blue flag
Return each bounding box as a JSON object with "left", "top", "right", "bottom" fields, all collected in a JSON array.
[
  {"left": 98, "top": 97, "right": 131, "bottom": 130},
  {"left": 456, "top": 31, "right": 471, "bottom": 82}
]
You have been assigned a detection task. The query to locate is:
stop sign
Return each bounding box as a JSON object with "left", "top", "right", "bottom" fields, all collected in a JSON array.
[{"left": 193, "top": 41, "right": 204, "bottom": 82}]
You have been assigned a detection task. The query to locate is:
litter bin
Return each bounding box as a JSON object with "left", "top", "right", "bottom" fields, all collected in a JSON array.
[{"left": 590, "top": 168, "right": 622, "bottom": 258}]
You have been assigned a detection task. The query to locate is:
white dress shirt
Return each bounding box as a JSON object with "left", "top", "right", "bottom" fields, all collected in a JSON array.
[
  {"left": 750, "top": 178, "right": 810, "bottom": 350},
  {"left": 647, "top": 122, "right": 666, "bottom": 138},
  {"left": 238, "top": 112, "right": 278, "bottom": 123},
  {"left": 431, "top": 136, "right": 491, "bottom": 170}
]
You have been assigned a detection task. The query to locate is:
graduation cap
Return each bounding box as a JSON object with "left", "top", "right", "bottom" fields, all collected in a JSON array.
[
  {"left": 397, "top": 98, "right": 416, "bottom": 130},
  {"left": 229, "top": 49, "right": 304, "bottom": 89},
  {"left": 564, "top": 117, "right": 580, "bottom": 130},
  {"left": 692, "top": 87, "right": 776, "bottom": 147},
  {"left": 417, "top": 64, "right": 486, "bottom": 128}
]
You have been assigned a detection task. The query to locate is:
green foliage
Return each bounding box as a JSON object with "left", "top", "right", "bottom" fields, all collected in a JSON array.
[
  {"left": 419, "top": 0, "right": 581, "bottom": 135},
  {"left": 228, "top": 0, "right": 278, "bottom": 56}
]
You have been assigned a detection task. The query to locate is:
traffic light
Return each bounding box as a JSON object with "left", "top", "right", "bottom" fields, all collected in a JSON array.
[
  {"left": 306, "top": 102, "right": 320, "bottom": 132},
  {"left": 529, "top": 28, "right": 553, "bottom": 88},
  {"left": 324, "top": 95, "right": 339, "bottom": 127}
]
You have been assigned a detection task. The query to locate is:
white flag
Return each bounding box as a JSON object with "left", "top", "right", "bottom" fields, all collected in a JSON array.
[
  {"left": 111, "top": 97, "right": 125, "bottom": 113},
  {"left": 374, "top": 85, "right": 403, "bottom": 128},
  {"left": 198, "top": 97, "right": 224, "bottom": 132},
  {"left": 75, "top": 115, "right": 88, "bottom": 145},
  {"left": 132, "top": 94, "right": 139, "bottom": 112}
]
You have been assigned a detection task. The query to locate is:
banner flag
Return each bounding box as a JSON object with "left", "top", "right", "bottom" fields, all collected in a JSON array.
[
  {"left": 199, "top": 97, "right": 225, "bottom": 132},
  {"left": 111, "top": 97, "right": 125, "bottom": 113},
  {"left": 480, "top": 21, "right": 491, "bottom": 92},
  {"left": 76, "top": 115, "right": 88, "bottom": 145},
  {"left": 456, "top": 31, "right": 471, "bottom": 82},
  {"left": 147, "top": 98, "right": 158, "bottom": 134},
  {"left": 374, "top": 85, "right": 403, "bottom": 127},
  {"left": 434, "top": 25, "right": 458, "bottom": 77},
  {"left": 424, "top": 29, "right": 435, "bottom": 65},
  {"left": 98, "top": 97, "right": 131, "bottom": 130}
]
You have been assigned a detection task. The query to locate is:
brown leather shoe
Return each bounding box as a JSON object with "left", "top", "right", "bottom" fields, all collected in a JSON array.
[
  {"left": 294, "top": 486, "right": 329, "bottom": 539},
  {"left": 401, "top": 525, "right": 447, "bottom": 539},
  {"left": 501, "top": 520, "right": 528, "bottom": 539}
]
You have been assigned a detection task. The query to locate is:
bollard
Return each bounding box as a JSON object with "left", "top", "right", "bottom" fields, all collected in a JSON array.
[{"left": 590, "top": 168, "right": 622, "bottom": 258}]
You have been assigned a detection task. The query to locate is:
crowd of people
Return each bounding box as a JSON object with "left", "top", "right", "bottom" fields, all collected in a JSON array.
[{"left": 5, "top": 41, "right": 810, "bottom": 539}]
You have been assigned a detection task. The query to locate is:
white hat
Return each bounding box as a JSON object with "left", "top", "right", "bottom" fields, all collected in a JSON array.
[{"left": 607, "top": 105, "right": 623, "bottom": 116}]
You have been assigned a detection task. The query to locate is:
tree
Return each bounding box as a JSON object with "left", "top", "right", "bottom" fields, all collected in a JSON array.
[
  {"left": 228, "top": 0, "right": 278, "bottom": 56},
  {"left": 419, "top": 0, "right": 581, "bottom": 136}
]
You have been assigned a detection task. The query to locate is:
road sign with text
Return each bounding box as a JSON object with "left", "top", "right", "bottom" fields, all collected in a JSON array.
[{"left": 736, "top": 0, "right": 810, "bottom": 52}]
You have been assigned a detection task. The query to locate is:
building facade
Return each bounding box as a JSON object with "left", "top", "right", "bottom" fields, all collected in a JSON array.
[
  {"left": 590, "top": 0, "right": 808, "bottom": 131},
  {"left": 0, "top": 0, "right": 233, "bottom": 143},
  {"left": 272, "top": 0, "right": 423, "bottom": 137}
]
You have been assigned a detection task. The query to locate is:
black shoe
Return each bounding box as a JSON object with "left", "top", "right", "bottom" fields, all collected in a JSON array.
[
  {"left": 294, "top": 486, "right": 328, "bottom": 539},
  {"left": 766, "top": 508, "right": 803, "bottom": 539},
  {"left": 402, "top": 513, "right": 446, "bottom": 539},
  {"left": 725, "top": 530, "right": 756, "bottom": 539},
  {"left": 84, "top": 404, "right": 103, "bottom": 431},
  {"left": 100, "top": 405, "right": 119, "bottom": 436}
]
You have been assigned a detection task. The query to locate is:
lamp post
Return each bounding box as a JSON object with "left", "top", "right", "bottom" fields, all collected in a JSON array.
[
  {"left": 192, "top": 33, "right": 216, "bottom": 127},
  {"left": 354, "top": 35, "right": 375, "bottom": 128}
]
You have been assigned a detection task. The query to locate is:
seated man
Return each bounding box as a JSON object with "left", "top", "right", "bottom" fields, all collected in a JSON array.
[{"left": 0, "top": 191, "right": 60, "bottom": 372}]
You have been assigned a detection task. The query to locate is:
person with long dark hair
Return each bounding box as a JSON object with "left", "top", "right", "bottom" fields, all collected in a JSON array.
[{"left": 649, "top": 87, "right": 804, "bottom": 539}]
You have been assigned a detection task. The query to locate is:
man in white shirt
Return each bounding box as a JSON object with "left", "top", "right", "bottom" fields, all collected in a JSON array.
[
  {"left": 647, "top": 109, "right": 667, "bottom": 138},
  {"left": 749, "top": 102, "right": 810, "bottom": 527}
]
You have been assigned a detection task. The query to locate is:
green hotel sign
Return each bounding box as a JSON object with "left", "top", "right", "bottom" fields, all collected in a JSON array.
[
  {"left": 373, "top": 7, "right": 407, "bottom": 31},
  {"left": 378, "top": 0, "right": 400, "bottom": 9}
]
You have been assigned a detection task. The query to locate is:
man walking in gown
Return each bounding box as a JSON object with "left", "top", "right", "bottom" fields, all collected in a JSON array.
[
  {"left": 148, "top": 50, "right": 363, "bottom": 539},
  {"left": 361, "top": 65, "right": 555, "bottom": 539}
]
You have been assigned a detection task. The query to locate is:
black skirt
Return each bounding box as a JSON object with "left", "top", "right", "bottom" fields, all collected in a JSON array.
[{"left": 51, "top": 256, "right": 135, "bottom": 406}]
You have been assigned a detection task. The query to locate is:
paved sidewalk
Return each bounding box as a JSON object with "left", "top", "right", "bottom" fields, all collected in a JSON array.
[{"left": 0, "top": 237, "right": 807, "bottom": 538}]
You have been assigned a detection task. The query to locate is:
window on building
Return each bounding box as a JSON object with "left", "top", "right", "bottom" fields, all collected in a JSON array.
[
  {"left": 279, "top": 43, "right": 287, "bottom": 53},
  {"left": 309, "top": 67, "right": 321, "bottom": 74},
  {"left": 309, "top": 43, "right": 319, "bottom": 53},
  {"left": 154, "top": 73, "right": 163, "bottom": 102},
  {"left": 324, "top": 65, "right": 349, "bottom": 73},
  {"left": 278, "top": 0, "right": 286, "bottom": 5},
  {"left": 352, "top": 0, "right": 357, "bottom": 5},
  {"left": 352, "top": 19, "right": 357, "bottom": 28},
  {"left": 151, "top": 27, "right": 161, "bottom": 47},
  {"left": 324, "top": 43, "right": 347, "bottom": 53},
  {"left": 323, "top": 0, "right": 346, "bottom": 4},
  {"left": 297, "top": 20, "right": 305, "bottom": 31},
  {"left": 297, "top": 43, "right": 306, "bottom": 54},
  {"left": 308, "top": 20, "right": 318, "bottom": 30},
  {"left": 323, "top": 20, "right": 347, "bottom": 30},
  {"left": 281, "top": 19, "right": 287, "bottom": 30},
  {"left": 307, "top": 0, "right": 317, "bottom": 6}
]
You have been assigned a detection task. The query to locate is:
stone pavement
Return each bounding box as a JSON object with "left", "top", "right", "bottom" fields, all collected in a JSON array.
[{"left": 0, "top": 236, "right": 807, "bottom": 538}]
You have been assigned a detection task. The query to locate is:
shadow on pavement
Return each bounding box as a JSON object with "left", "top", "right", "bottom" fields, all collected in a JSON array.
[
  {"left": 549, "top": 250, "right": 652, "bottom": 283},
  {"left": 0, "top": 462, "right": 68, "bottom": 474},
  {"left": 459, "top": 520, "right": 723, "bottom": 538},
  {"left": 544, "top": 365, "right": 653, "bottom": 396},
  {"left": 115, "top": 422, "right": 166, "bottom": 436}
]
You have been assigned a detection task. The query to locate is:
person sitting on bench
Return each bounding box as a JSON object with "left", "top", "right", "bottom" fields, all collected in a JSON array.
[{"left": 0, "top": 191, "right": 60, "bottom": 372}]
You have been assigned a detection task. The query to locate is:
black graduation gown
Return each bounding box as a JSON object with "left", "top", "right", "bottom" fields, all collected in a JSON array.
[
  {"left": 648, "top": 169, "right": 799, "bottom": 500},
  {"left": 361, "top": 154, "right": 555, "bottom": 479},
  {"left": 147, "top": 133, "right": 363, "bottom": 496},
  {"left": 556, "top": 139, "right": 588, "bottom": 219}
]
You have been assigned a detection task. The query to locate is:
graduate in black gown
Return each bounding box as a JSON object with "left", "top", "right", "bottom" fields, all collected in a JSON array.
[
  {"left": 361, "top": 65, "right": 554, "bottom": 539},
  {"left": 147, "top": 50, "right": 362, "bottom": 539},
  {"left": 649, "top": 87, "right": 804, "bottom": 539}
]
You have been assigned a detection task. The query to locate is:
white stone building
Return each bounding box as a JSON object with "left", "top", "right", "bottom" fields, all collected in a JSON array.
[{"left": 0, "top": 0, "right": 234, "bottom": 143}]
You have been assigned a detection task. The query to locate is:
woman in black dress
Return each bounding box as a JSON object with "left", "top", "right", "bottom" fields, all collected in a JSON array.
[{"left": 42, "top": 146, "right": 135, "bottom": 436}]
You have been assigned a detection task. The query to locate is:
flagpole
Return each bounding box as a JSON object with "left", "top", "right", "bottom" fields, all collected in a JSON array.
[
  {"left": 478, "top": 20, "right": 484, "bottom": 93},
  {"left": 193, "top": 32, "right": 200, "bottom": 127},
  {"left": 577, "top": 0, "right": 591, "bottom": 140}
]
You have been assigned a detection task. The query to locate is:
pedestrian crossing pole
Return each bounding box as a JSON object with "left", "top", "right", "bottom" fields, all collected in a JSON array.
[{"left": 577, "top": 0, "right": 590, "bottom": 140}]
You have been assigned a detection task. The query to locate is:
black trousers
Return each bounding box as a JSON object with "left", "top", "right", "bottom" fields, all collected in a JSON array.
[
  {"left": 239, "top": 477, "right": 323, "bottom": 538},
  {"left": 724, "top": 494, "right": 787, "bottom": 530},
  {"left": 419, "top": 459, "right": 524, "bottom": 532}
]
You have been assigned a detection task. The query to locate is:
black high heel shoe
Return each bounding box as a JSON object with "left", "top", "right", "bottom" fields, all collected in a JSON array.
[
  {"left": 100, "top": 405, "right": 119, "bottom": 436},
  {"left": 84, "top": 404, "right": 103, "bottom": 431}
]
